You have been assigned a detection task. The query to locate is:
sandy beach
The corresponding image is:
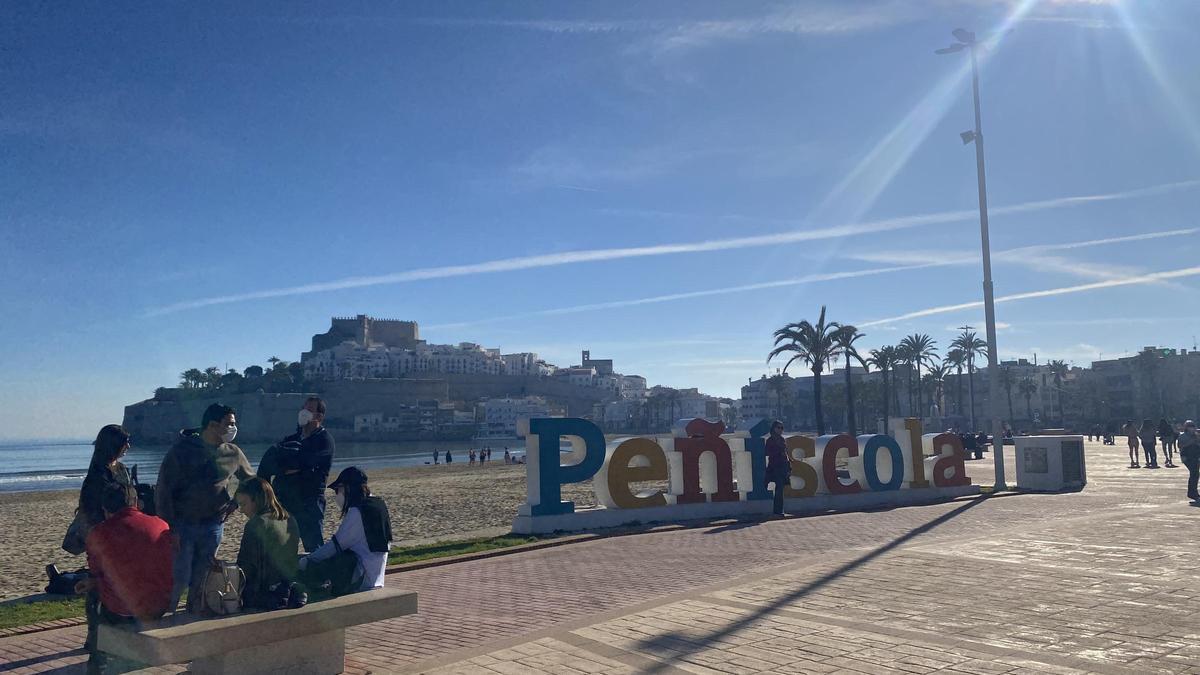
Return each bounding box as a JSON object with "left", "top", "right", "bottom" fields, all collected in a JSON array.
[{"left": 0, "top": 463, "right": 597, "bottom": 602}]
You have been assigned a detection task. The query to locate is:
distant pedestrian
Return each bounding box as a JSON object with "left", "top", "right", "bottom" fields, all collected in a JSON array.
[
  {"left": 1178, "top": 421, "right": 1200, "bottom": 501},
  {"left": 446, "top": 450, "right": 453, "bottom": 464},
  {"left": 469, "top": 450, "right": 476, "bottom": 466},
  {"left": 1123, "top": 421, "right": 1140, "bottom": 468},
  {"left": 1159, "top": 419, "right": 1178, "bottom": 468},
  {"left": 504, "top": 449, "right": 511, "bottom": 464},
  {"left": 1139, "top": 419, "right": 1159, "bottom": 469},
  {"left": 764, "top": 420, "right": 790, "bottom": 516},
  {"left": 433, "top": 450, "right": 439, "bottom": 465}
]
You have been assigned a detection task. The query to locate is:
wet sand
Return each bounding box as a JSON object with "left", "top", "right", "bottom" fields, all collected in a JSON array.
[{"left": 0, "top": 462, "right": 596, "bottom": 601}]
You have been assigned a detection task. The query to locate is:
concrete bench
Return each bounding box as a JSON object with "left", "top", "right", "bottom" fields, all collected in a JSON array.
[{"left": 98, "top": 587, "right": 417, "bottom": 674}]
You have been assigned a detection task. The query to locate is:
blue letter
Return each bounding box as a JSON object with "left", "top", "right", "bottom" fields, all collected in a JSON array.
[
  {"left": 741, "top": 419, "right": 773, "bottom": 501},
  {"left": 862, "top": 435, "right": 904, "bottom": 492},
  {"left": 527, "top": 418, "right": 606, "bottom": 516}
]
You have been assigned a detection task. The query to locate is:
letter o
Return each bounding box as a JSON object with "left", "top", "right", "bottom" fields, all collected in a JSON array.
[{"left": 862, "top": 435, "right": 904, "bottom": 492}]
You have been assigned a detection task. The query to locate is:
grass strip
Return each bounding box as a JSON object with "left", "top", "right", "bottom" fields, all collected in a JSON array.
[
  {"left": 387, "top": 535, "right": 540, "bottom": 565},
  {"left": 0, "top": 596, "right": 85, "bottom": 632}
]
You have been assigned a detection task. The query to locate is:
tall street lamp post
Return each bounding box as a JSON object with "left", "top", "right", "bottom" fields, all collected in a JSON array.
[{"left": 937, "top": 28, "right": 1007, "bottom": 491}]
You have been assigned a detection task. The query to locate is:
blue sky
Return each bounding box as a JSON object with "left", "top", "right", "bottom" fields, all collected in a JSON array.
[{"left": 4, "top": 0, "right": 1200, "bottom": 440}]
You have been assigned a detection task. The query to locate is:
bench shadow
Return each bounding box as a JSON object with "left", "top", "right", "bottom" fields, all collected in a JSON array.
[
  {"left": 633, "top": 496, "right": 988, "bottom": 672},
  {"left": 0, "top": 648, "right": 86, "bottom": 673}
]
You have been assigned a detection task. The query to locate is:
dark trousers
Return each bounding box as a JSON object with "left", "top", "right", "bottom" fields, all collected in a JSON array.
[
  {"left": 772, "top": 483, "right": 785, "bottom": 515},
  {"left": 294, "top": 496, "right": 326, "bottom": 553},
  {"left": 1145, "top": 444, "right": 1158, "bottom": 466},
  {"left": 1183, "top": 451, "right": 1200, "bottom": 498},
  {"left": 84, "top": 592, "right": 143, "bottom": 674}
]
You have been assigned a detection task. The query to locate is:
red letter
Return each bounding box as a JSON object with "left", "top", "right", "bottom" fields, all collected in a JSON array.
[{"left": 674, "top": 419, "right": 740, "bottom": 504}]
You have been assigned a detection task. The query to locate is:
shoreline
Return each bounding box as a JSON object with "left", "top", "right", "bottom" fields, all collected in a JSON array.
[{"left": 0, "top": 462, "right": 593, "bottom": 601}]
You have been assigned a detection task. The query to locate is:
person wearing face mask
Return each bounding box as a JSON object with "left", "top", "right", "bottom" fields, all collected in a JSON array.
[
  {"left": 155, "top": 403, "right": 254, "bottom": 612},
  {"left": 299, "top": 467, "right": 392, "bottom": 595},
  {"left": 262, "top": 397, "right": 335, "bottom": 552}
]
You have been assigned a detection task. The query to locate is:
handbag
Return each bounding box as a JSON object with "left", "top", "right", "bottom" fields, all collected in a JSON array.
[
  {"left": 62, "top": 509, "right": 90, "bottom": 556},
  {"left": 201, "top": 560, "right": 246, "bottom": 616}
]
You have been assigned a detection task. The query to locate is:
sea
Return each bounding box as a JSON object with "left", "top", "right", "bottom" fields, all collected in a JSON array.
[{"left": 0, "top": 439, "right": 525, "bottom": 493}]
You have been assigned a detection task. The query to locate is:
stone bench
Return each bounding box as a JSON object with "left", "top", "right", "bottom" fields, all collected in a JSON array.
[{"left": 98, "top": 587, "right": 417, "bottom": 674}]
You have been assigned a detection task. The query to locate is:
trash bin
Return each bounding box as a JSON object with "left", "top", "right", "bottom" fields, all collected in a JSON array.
[{"left": 1014, "top": 435, "right": 1086, "bottom": 491}]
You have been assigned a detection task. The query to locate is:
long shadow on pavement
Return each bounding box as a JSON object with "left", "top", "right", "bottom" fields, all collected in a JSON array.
[{"left": 634, "top": 496, "right": 989, "bottom": 672}]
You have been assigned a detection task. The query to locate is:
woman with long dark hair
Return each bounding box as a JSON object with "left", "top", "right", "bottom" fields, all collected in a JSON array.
[
  {"left": 299, "top": 467, "right": 392, "bottom": 595},
  {"left": 76, "top": 425, "right": 136, "bottom": 664},
  {"left": 235, "top": 477, "right": 300, "bottom": 608},
  {"left": 79, "top": 425, "right": 134, "bottom": 528},
  {"left": 1159, "top": 419, "right": 1178, "bottom": 468}
]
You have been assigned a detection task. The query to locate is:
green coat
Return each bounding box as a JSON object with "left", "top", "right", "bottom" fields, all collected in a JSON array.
[{"left": 237, "top": 513, "right": 300, "bottom": 607}]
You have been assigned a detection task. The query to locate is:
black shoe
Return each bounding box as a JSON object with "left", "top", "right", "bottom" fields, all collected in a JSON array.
[{"left": 287, "top": 583, "right": 308, "bottom": 609}]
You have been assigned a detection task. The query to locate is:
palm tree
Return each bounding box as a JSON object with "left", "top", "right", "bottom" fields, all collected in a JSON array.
[
  {"left": 1018, "top": 377, "right": 1038, "bottom": 423},
  {"left": 868, "top": 345, "right": 899, "bottom": 427},
  {"left": 267, "top": 356, "right": 282, "bottom": 369},
  {"left": 769, "top": 306, "right": 840, "bottom": 434},
  {"left": 203, "top": 366, "right": 221, "bottom": 389},
  {"left": 1047, "top": 360, "right": 1069, "bottom": 425},
  {"left": 900, "top": 334, "right": 939, "bottom": 419},
  {"left": 926, "top": 363, "right": 951, "bottom": 417},
  {"left": 179, "top": 368, "right": 204, "bottom": 389},
  {"left": 766, "top": 374, "right": 792, "bottom": 423},
  {"left": 946, "top": 349, "right": 966, "bottom": 418},
  {"left": 834, "top": 325, "right": 869, "bottom": 436},
  {"left": 1000, "top": 366, "right": 1016, "bottom": 425},
  {"left": 951, "top": 330, "right": 988, "bottom": 431}
]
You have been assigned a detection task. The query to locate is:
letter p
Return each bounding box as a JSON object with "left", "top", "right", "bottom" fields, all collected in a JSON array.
[{"left": 524, "top": 418, "right": 606, "bottom": 516}]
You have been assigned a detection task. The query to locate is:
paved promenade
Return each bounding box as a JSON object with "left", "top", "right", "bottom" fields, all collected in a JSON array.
[{"left": 2, "top": 440, "right": 1197, "bottom": 674}]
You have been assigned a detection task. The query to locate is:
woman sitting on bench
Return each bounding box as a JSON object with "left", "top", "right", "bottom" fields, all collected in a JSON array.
[
  {"left": 235, "top": 477, "right": 300, "bottom": 609},
  {"left": 299, "top": 467, "right": 393, "bottom": 596}
]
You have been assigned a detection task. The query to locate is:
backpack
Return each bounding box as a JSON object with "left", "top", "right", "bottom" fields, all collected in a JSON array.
[
  {"left": 130, "top": 465, "right": 157, "bottom": 517},
  {"left": 201, "top": 560, "right": 246, "bottom": 616}
]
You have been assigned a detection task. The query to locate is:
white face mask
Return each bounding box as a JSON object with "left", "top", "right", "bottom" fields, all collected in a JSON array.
[
  {"left": 334, "top": 491, "right": 346, "bottom": 510},
  {"left": 298, "top": 409, "right": 314, "bottom": 427},
  {"left": 221, "top": 426, "right": 238, "bottom": 444}
]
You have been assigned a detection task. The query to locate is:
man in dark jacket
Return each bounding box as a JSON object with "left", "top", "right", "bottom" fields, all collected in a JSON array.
[
  {"left": 262, "top": 397, "right": 335, "bottom": 552},
  {"left": 156, "top": 403, "right": 254, "bottom": 611}
]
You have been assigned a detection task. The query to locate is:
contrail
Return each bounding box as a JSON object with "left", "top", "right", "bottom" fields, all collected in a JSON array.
[
  {"left": 424, "top": 263, "right": 947, "bottom": 330},
  {"left": 427, "top": 226, "right": 1199, "bottom": 330},
  {"left": 146, "top": 179, "right": 1200, "bottom": 315},
  {"left": 859, "top": 266, "right": 1200, "bottom": 328}
]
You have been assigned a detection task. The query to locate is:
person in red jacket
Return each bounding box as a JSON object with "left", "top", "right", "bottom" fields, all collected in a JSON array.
[{"left": 76, "top": 483, "right": 173, "bottom": 674}]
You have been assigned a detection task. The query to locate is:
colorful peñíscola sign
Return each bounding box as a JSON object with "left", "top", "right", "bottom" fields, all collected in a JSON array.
[{"left": 513, "top": 417, "right": 980, "bottom": 534}]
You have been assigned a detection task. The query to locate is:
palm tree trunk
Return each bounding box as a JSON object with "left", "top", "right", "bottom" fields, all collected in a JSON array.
[
  {"left": 906, "top": 369, "right": 913, "bottom": 416},
  {"left": 813, "top": 370, "right": 825, "bottom": 435},
  {"left": 881, "top": 368, "right": 890, "bottom": 429},
  {"left": 1007, "top": 387, "right": 1015, "bottom": 424},
  {"left": 916, "top": 364, "right": 924, "bottom": 419},
  {"left": 845, "top": 360, "right": 856, "bottom": 437},
  {"left": 967, "top": 361, "right": 977, "bottom": 431},
  {"left": 955, "top": 367, "right": 963, "bottom": 417}
]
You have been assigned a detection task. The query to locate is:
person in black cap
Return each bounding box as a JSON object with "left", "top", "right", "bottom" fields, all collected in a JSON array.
[{"left": 298, "top": 467, "right": 393, "bottom": 595}]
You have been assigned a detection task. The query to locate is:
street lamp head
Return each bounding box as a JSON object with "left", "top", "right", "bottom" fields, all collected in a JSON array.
[
  {"left": 960, "top": 130, "right": 977, "bottom": 145},
  {"left": 952, "top": 28, "right": 976, "bottom": 44},
  {"left": 935, "top": 43, "right": 966, "bottom": 55}
]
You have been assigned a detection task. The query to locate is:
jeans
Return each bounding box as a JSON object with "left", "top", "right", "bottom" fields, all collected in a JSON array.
[
  {"left": 171, "top": 519, "right": 223, "bottom": 611},
  {"left": 294, "top": 497, "right": 326, "bottom": 553},
  {"left": 772, "top": 483, "right": 785, "bottom": 515},
  {"left": 85, "top": 592, "right": 142, "bottom": 674},
  {"left": 1183, "top": 451, "right": 1200, "bottom": 498},
  {"left": 1145, "top": 444, "right": 1158, "bottom": 467}
]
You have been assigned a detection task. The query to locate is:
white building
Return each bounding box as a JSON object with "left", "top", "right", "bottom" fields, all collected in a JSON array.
[{"left": 477, "top": 396, "right": 553, "bottom": 438}]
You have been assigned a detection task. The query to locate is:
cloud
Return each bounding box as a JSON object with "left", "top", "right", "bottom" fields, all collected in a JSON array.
[
  {"left": 429, "top": 226, "right": 1194, "bottom": 331},
  {"left": 859, "top": 265, "right": 1200, "bottom": 327},
  {"left": 146, "top": 179, "right": 1200, "bottom": 315}
]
